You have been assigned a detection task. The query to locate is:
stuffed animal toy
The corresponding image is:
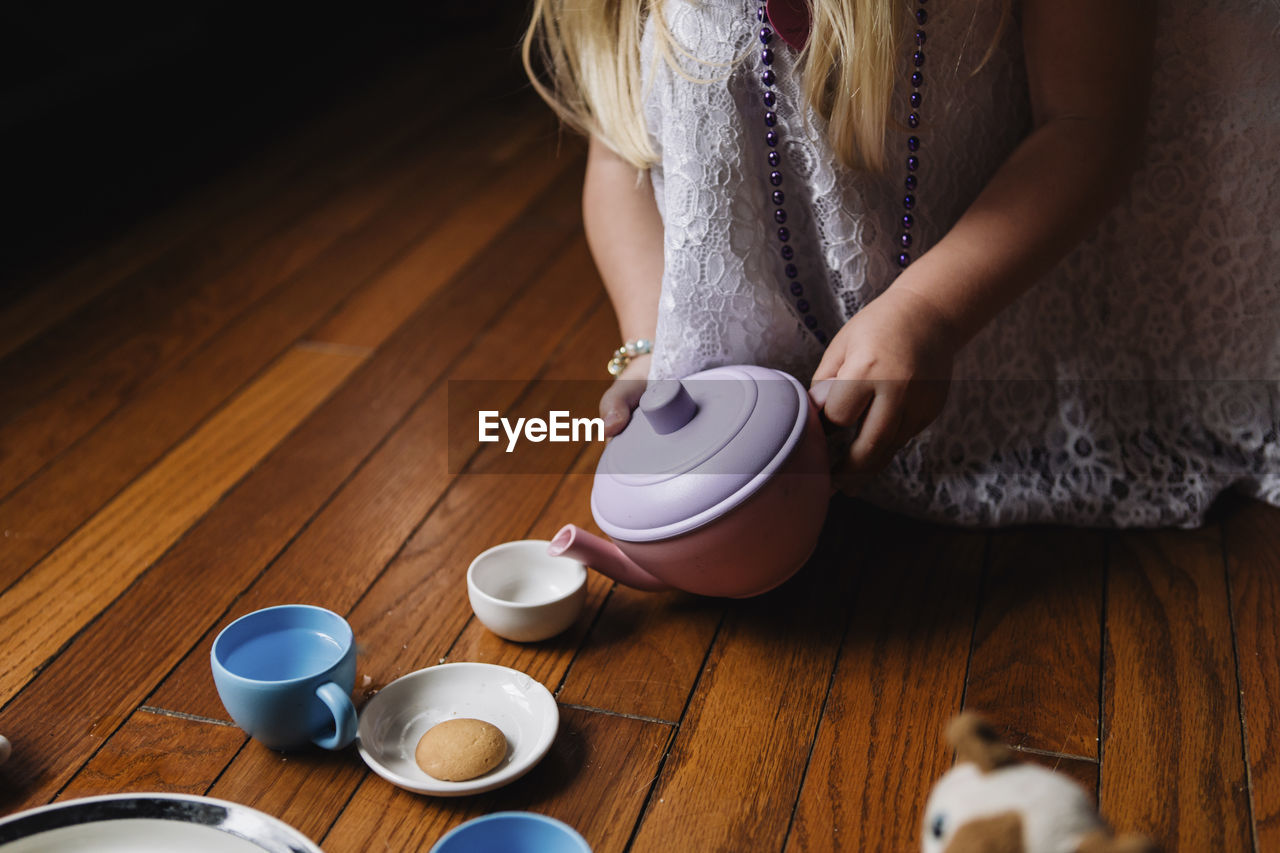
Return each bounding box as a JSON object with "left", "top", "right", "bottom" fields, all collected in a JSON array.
[{"left": 921, "top": 713, "right": 1158, "bottom": 853}]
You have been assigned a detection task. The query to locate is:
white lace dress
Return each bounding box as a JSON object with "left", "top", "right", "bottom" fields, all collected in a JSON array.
[{"left": 641, "top": 0, "right": 1280, "bottom": 526}]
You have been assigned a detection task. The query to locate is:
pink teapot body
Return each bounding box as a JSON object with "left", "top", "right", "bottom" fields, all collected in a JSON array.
[{"left": 548, "top": 365, "right": 831, "bottom": 598}]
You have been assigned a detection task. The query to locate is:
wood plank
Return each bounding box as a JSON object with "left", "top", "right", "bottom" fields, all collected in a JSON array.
[
  {"left": 0, "top": 45, "right": 490, "bottom": 359},
  {"left": 0, "top": 345, "right": 366, "bottom": 707},
  {"left": 0, "top": 166, "right": 353, "bottom": 423},
  {"left": 145, "top": 236, "right": 604, "bottom": 721},
  {"left": 964, "top": 527, "right": 1105, "bottom": 758},
  {"left": 786, "top": 511, "right": 986, "bottom": 852},
  {"left": 902, "top": 720, "right": 1100, "bottom": 800},
  {"left": 0, "top": 114, "right": 571, "bottom": 591},
  {"left": 1102, "top": 526, "right": 1251, "bottom": 850},
  {"left": 317, "top": 392, "right": 595, "bottom": 701},
  {"left": 141, "top": 380, "right": 453, "bottom": 723},
  {"left": 309, "top": 139, "right": 585, "bottom": 349},
  {"left": 627, "top": 500, "right": 863, "bottom": 852},
  {"left": 0, "top": 174, "right": 587, "bottom": 814},
  {"left": 0, "top": 100, "right": 450, "bottom": 496},
  {"left": 1013, "top": 751, "right": 1100, "bottom": 800},
  {"left": 0, "top": 40, "right": 521, "bottom": 380},
  {"left": 198, "top": 483, "right": 608, "bottom": 842},
  {"left": 555, "top": 583, "right": 723, "bottom": 723},
  {"left": 1227, "top": 499, "right": 1280, "bottom": 850},
  {"left": 319, "top": 707, "right": 670, "bottom": 853},
  {"left": 0, "top": 141, "right": 405, "bottom": 500},
  {"left": 56, "top": 711, "right": 245, "bottom": 801},
  {"left": 0, "top": 94, "right": 553, "bottom": 507},
  {"left": 0, "top": 89, "right": 388, "bottom": 359},
  {"left": 0, "top": 71, "right": 401, "bottom": 360},
  {"left": 152, "top": 295, "right": 615, "bottom": 832},
  {"left": 206, "top": 745, "right": 358, "bottom": 846}
]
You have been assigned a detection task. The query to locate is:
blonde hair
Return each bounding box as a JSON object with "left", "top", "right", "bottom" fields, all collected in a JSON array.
[
  {"left": 803, "top": 0, "right": 903, "bottom": 172},
  {"left": 522, "top": 0, "right": 910, "bottom": 172}
]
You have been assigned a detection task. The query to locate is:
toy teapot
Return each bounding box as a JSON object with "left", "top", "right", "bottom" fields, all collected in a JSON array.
[{"left": 548, "top": 364, "right": 831, "bottom": 598}]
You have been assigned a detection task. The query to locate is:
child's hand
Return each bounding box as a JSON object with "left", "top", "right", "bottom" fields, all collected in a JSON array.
[
  {"left": 810, "top": 286, "right": 956, "bottom": 492},
  {"left": 600, "top": 353, "right": 652, "bottom": 437}
]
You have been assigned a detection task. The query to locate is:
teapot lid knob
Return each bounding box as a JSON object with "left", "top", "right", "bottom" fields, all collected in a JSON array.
[{"left": 639, "top": 379, "right": 698, "bottom": 434}]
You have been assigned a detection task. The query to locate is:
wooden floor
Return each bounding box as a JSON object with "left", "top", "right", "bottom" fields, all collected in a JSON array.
[{"left": 1, "top": 43, "right": 1278, "bottom": 853}]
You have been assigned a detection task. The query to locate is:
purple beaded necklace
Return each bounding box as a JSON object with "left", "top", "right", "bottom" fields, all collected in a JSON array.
[
  {"left": 755, "top": 0, "right": 929, "bottom": 344},
  {"left": 899, "top": 3, "right": 928, "bottom": 269}
]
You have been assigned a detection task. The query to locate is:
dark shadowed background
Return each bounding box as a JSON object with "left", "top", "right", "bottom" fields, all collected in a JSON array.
[{"left": 1, "top": 2, "right": 527, "bottom": 294}]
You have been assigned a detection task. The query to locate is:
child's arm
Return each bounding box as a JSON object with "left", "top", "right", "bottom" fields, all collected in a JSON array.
[
  {"left": 583, "top": 136, "right": 664, "bottom": 435},
  {"left": 813, "top": 0, "right": 1156, "bottom": 489}
]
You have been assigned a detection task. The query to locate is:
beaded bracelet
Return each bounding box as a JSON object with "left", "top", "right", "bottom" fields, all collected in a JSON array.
[{"left": 607, "top": 339, "right": 653, "bottom": 377}]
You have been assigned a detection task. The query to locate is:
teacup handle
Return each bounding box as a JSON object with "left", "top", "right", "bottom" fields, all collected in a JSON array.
[{"left": 311, "top": 682, "right": 357, "bottom": 750}]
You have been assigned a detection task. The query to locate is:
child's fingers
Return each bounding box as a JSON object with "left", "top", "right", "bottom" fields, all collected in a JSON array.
[
  {"left": 843, "top": 384, "right": 906, "bottom": 476},
  {"left": 599, "top": 385, "right": 632, "bottom": 436},
  {"left": 808, "top": 377, "right": 833, "bottom": 410},
  {"left": 599, "top": 353, "right": 652, "bottom": 437},
  {"left": 600, "top": 378, "right": 647, "bottom": 437},
  {"left": 819, "top": 377, "right": 875, "bottom": 429},
  {"left": 811, "top": 346, "right": 843, "bottom": 382}
]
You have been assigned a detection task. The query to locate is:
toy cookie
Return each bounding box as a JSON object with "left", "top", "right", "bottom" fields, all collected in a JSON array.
[{"left": 415, "top": 718, "right": 507, "bottom": 782}]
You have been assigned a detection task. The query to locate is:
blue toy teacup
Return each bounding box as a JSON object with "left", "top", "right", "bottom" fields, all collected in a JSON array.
[
  {"left": 431, "top": 812, "right": 591, "bottom": 853},
  {"left": 211, "top": 604, "right": 357, "bottom": 751}
]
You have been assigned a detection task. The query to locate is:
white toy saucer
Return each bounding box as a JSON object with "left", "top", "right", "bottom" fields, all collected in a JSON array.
[
  {"left": 0, "top": 793, "right": 323, "bottom": 852},
  {"left": 357, "top": 662, "right": 559, "bottom": 796}
]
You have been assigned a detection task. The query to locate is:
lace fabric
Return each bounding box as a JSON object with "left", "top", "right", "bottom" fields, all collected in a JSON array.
[{"left": 641, "top": 0, "right": 1280, "bottom": 526}]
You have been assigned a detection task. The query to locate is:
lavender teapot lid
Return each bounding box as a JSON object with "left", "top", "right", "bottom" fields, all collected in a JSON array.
[{"left": 591, "top": 364, "right": 809, "bottom": 542}]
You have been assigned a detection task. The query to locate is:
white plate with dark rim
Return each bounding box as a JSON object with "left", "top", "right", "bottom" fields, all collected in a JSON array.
[
  {"left": 0, "top": 793, "right": 323, "bottom": 852},
  {"left": 357, "top": 662, "right": 559, "bottom": 796}
]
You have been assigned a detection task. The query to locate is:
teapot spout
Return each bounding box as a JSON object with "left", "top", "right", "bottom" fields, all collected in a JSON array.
[{"left": 548, "top": 525, "right": 671, "bottom": 592}]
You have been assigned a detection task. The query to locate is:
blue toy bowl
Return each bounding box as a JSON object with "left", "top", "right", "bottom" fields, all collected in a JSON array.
[{"left": 430, "top": 812, "right": 591, "bottom": 853}]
